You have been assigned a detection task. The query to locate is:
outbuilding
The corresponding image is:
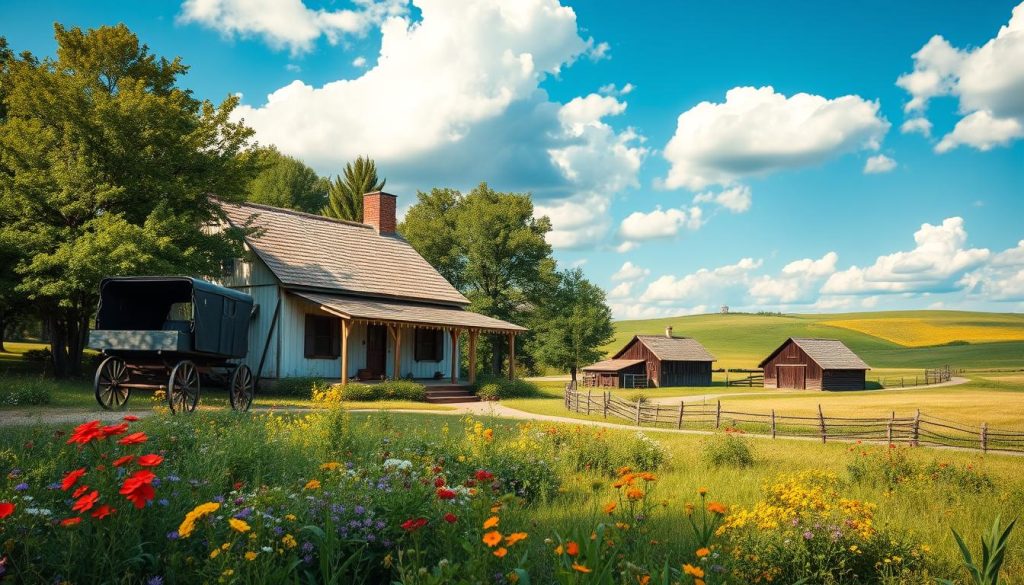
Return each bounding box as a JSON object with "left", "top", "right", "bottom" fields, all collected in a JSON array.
[
  {"left": 583, "top": 327, "right": 716, "bottom": 388},
  {"left": 759, "top": 337, "right": 870, "bottom": 390}
]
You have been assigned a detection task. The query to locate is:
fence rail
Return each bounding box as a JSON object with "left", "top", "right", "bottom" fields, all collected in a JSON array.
[{"left": 562, "top": 384, "right": 1024, "bottom": 454}]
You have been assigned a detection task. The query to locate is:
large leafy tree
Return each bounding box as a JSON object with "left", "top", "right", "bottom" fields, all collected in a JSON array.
[
  {"left": 0, "top": 24, "right": 255, "bottom": 377},
  {"left": 243, "top": 146, "right": 328, "bottom": 213},
  {"left": 322, "top": 156, "right": 385, "bottom": 222},
  {"left": 400, "top": 183, "right": 557, "bottom": 375},
  {"left": 532, "top": 268, "right": 615, "bottom": 384}
]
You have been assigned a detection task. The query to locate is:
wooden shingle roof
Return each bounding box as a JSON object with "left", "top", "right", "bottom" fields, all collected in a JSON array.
[
  {"left": 613, "top": 335, "right": 717, "bottom": 362},
  {"left": 221, "top": 201, "right": 469, "bottom": 306},
  {"left": 758, "top": 338, "right": 870, "bottom": 370},
  {"left": 582, "top": 359, "right": 645, "bottom": 372}
]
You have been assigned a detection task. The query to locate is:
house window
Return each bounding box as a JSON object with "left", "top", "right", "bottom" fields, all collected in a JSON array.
[
  {"left": 414, "top": 329, "right": 444, "bottom": 362},
  {"left": 304, "top": 314, "right": 340, "bottom": 359}
]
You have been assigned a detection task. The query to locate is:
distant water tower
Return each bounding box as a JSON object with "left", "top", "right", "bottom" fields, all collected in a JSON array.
[{"left": 720, "top": 305, "right": 729, "bottom": 314}]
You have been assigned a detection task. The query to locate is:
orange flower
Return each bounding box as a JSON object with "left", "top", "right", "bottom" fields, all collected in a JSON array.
[
  {"left": 117, "top": 432, "right": 148, "bottom": 446},
  {"left": 304, "top": 479, "right": 321, "bottom": 490},
  {"left": 123, "top": 415, "right": 140, "bottom": 422},
  {"left": 61, "top": 517, "right": 82, "bottom": 527},
  {"left": 504, "top": 532, "right": 528, "bottom": 546},
  {"left": 554, "top": 544, "right": 564, "bottom": 555},
  {"left": 61, "top": 468, "right": 87, "bottom": 491},
  {"left": 635, "top": 472, "right": 657, "bottom": 482},
  {"left": 483, "top": 428, "right": 494, "bottom": 440},
  {"left": 572, "top": 563, "right": 591, "bottom": 573},
  {"left": 72, "top": 485, "right": 90, "bottom": 498},
  {"left": 697, "top": 487, "right": 708, "bottom": 496},
  {"left": 492, "top": 547, "right": 508, "bottom": 558},
  {"left": 706, "top": 501, "right": 728, "bottom": 515},
  {"left": 638, "top": 576, "right": 651, "bottom": 585},
  {"left": 112, "top": 455, "right": 134, "bottom": 467},
  {"left": 626, "top": 487, "right": 645, "bottom": 501},
  {"left": 482, "top": 530, "right": 503, "bottom": 547},
  {"left": 72, "top": 490, "right": 100, "bottom": 513},
  {"left": 695, "top": 547, "right": 710, "bottom": 558},
  {"left": 603, "top": 501, "right": 617, "bottom": 515},
  {"left": 67, "top": 421, "right": 103, "bottom": 445},
  {"left": 615, "top": 466, "right": 632, "bottom": 477},
  {"left": 483, "top": 516, "right": 500, "bottom": 529},
  {"left": 100, "top": 423, "right": 129, "bottom": 438},
  {"left": 91, "top": 505, "right": 115, "bottom": 520},
  {"left": 682, "top": 564, "right": 705, "bottom": 578},
  {"left": 565, "top": 541, "right": 579, "bottom": 557},
  {"left": 137, "top": 454, "right": 164, "bottom": 467},
  {"left": 119, "top": 470, "right": 156, "bottom": 509}
]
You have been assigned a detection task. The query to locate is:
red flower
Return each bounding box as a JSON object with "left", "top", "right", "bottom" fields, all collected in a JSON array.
[
  {"left": 61, "top": 517, "right": 82, "bottom": 527},
  {"left": 434, "top": 476, "right": 446, "bottom": 488},
  {"left": 100, "top": 423, "right": 129, "bottom": 438},
  {"left": 233, "top": 481, "right": 244, "bottom": 490},
  {"left": 137, "top": 454, "right": 164, "bottom": 467},
  {"left": 119, "top": 470, "right": 156, "bottom": 509},
  {"left": 67, "top": 421, "right": 103, "bottom": 445},
  {"left": 112, "top": 455, "right": 134, "bottom": 467},
  {"left": 72, "top": 485, "right": 90, "bottom": 498},
  {"left": 72, "top": 490, "right": 100, "bottom": 513},
  {"left": 443, "top": 512, "right": 458, "bottom": 524},
  {"left": 436, "top": 488, "right": 457, "bottom": 500},
  {"left": 91, "top": 505, "right": 115, "bottom": 520},
  {"left": 474, "top": 470, "right": 494, "bottom": 481},
  {"left": 464, "top": 479, "right": 477, "bottom": 488},
  {"left": 0, "top": 502, "right": 13, "bottom": 519},
  {"left": 123, "top": 415, "right": 140, "bottom": 422},
  {"left": 401, "top": 517, "right": 428, "bottom": 532},
  {"left": 61, "top": 468, "right": 87, "bottom": 491},
  {"left": 117, "top": 432, "right": 148, "bottom": 446}
]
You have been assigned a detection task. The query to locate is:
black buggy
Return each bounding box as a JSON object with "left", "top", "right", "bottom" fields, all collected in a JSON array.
[{"left": 88, "top": 277, "right": 256, "bottom": 413}]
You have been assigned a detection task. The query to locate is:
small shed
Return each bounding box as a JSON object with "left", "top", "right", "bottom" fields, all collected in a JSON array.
[
  {"left": 584, "top": 327, "right": 715, "bottom": 388},
  {"left": 581, "top": 359, "right": 646, "bottom": 388},
  {"left": 759, "top": 338, "right": 870, "bottom": 390}
]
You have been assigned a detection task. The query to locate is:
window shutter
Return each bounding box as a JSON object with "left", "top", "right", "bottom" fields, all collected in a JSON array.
[{"left": 304, "top": 315, "right": 315, "bottom": 358}]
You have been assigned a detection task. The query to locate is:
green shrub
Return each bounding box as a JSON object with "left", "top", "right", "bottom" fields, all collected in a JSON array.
[
  {"left": 0, "top": 375, "right": 54, "bottom": 406},
  {"left": 474, "top": 377, "right": 541, "bottom": 400},
  {"left": 701, "top": 431, "right": 756, "bottom": 468},
  {"left": 312, "top": 380, "right": 427, "bottom": 403},
  {"left": 547, "top": 426, "right": 668, "bottom": 475},
  {"left": 847, "top": 445, "right": 994, "bottom": 493},
  {"left": 272, "top": 376, "right": 326, "bottom": 397}
]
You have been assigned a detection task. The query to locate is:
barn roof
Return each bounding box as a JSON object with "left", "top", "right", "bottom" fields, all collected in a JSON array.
[
  {"left": 613, "top": 335, "right": 716, "bottom": 362},
  {"left": 220, "top": 201, "right": 469, "bottom": 306},
  {"left": 758, "top": 338, "right": 870, "bottom": 370},
  {"left": 582, "top": 359, "right": 645, "bottom": 372}
]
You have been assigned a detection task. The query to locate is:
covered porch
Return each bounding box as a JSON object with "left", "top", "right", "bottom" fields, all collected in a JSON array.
[{"left": 292, "top": 291, "right": 526, "bottom": 385}]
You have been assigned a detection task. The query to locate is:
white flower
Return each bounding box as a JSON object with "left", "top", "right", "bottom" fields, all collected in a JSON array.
[{"left": 25, "top": 508, "right": 51, "bottom": 516}]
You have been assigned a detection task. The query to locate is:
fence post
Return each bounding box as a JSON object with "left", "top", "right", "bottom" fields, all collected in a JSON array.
[
  {"left": 715, "top": 400, "right": 721, "bottom": 429},
  {"left": 586, "top": 389, "right": 591, "bottom": 415},
  {"left": 655, "top": 404, "right": 661, "bottom": 426},
  {"left": 603, "top": 392, "right": 608, "bottom": 419},
  {"left": 887, "top": 411, "right": 894, "bottom": 445},
  {"left": 901, "top": 377, "right": 904, "bottom": 388},
  {"left": 635, "top": 399, "right": 642, "bottom": 426},
  {"left": 818, "top": 404, "right": 827, "bottom": 444},
  {"left": 981, "top": 423, "right": 988, "bottom": 453},
  {"left": 771, "top": 408, "right": 776, "bottom": 439},
  {"left": 677, "top": 402, "right": 684, "bottom": 429},
  {"left": 912, "top": 409, "right": 921, "bottom": 446}
]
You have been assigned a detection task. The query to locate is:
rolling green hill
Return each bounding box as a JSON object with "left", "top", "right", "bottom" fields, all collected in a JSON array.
[{"left": 606, "top": 310, "right": 1024, "bottom": 371}]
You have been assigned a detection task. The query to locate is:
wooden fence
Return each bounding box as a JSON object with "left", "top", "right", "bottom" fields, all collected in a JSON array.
[{"left": 563, "top": 385, "right": 1024, "bottom": 454}]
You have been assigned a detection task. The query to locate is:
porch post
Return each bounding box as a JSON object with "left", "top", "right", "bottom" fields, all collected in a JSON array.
[
  {"left": 391, "top": 325, "right": 403, "bottom": 380},
  {"left": 340, "top": 319, "right": 350, "bottom": 385},
  {"left": 468, "top": 330, "right": 478, "bottom": 385},
  {"left": 508, "top": 332, "right": 516, "bottom": 380},
  {"left": 449, "top": 328, "right": 460, "bottom": 384}
]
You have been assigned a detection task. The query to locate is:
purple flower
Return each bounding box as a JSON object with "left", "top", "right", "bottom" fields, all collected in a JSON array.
[
  {"left": 303, "top": 554, "right": 313, "bottom": 565},
  {"left": 354, "top": 505, "right": 365, "bottom": 515},
  {"left": 151, "top": 478, "right": 162, "bottom": 487},
  {"left": 147, "top": 577, "right": 164, "bottom": 585},
  {"left": 302, "top": 541, "right": 315, "bottom": 553},
  {"left": 234, "top": 497, "right": 244, "bottom": 506},
  {"left": 47, "top": 482, "right": 61, "bottom": 490},
  {"left": 166, "top": 531, "right": 179, "bottom": 541},
  {"left": 803, "top": 531, "right": 814, "bottom": 540},
  {"left": 14, "top": 483, "right": 29, "bottom": 492},
  {"left": 165, "top": 475, "right": 180, "bottom": 482},
  {"left": 273, "top": 526, "right": 284, "bottom": 537},
  {"left": 158, "top": 499, "right": 170, "bottom": 507},
  {"left": 375, "top": 520, "right": 386, "bottom": 530},
  {"left": 213, "top": 495, "right": 225, "bottom": 503},
  {"left": 234, "top": 507, "right": 253, "bottom": 519}
]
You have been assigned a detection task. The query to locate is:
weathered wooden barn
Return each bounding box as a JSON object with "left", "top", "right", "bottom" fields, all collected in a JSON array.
[
  {"left": 214, "top": 193, "right": 525, "bottom": 389},
  {"left": 583, "top": 327, "right": 716, "bottom": 388},
  {"left": 759, "top": 337, "right": 870, "bottom": 390}
]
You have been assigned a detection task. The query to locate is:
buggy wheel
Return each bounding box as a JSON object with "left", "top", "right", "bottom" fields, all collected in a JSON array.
[
  {"left": 94, "top": 357, "right": 130, "bottom": 410},
  {"left": 168, "top": 360, "right": 200, "bottom": 414},
  {"left": 229, "top": 364, "right": 254, "bottom": 412}
]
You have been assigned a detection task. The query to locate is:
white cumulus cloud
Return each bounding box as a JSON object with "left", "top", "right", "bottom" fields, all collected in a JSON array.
[
  {"left": 661, "top": 86, "right": 889, "bottom": 191},
  {"left": 863, "top": 154, "right": 897, "bottom": 174},
  {"left": 959, "top": 240, "right": 1024, "bottom": 301},
  {"left": 618, "top": 205, "right": 703, "bottom": 242},
  {"left": 693, "top": 184, "right": 752, "bottom": 213},
  {"left": 640, "top": 258, "right": 763, "bottom": 303},
  {"left": 749, "top": 252, "right": 838, "bottom": 304},
  {"left": 611, "top": 261, "right": 650, "bottom": 282}
]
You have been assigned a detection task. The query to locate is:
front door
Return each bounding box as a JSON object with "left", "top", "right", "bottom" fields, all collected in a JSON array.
[
  {"left": 366, "top": 325, "right": 387, "bottom": 377},
  {"left": 776, "top": 366, "right": 806, "bottom": 389}
]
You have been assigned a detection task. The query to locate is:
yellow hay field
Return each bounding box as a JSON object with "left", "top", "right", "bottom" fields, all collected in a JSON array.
[{"left": 821, "top": 317, "right": 1024, "bottom": 347}]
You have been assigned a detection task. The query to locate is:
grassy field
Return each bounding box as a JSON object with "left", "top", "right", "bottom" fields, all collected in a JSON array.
[
  {"left": 0, "top": 410, "right": 1020, "bottom": 583},
  {"left": 608, "top": 310, "right": 1024, "bottom": 370}
]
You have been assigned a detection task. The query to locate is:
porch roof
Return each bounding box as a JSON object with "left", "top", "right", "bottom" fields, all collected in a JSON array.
[
  {"left": 291, "top": 291, "right": 527, "bottom": 333},
  {"left": 582, "top": 359, "right": 645, "bottom": 372}
]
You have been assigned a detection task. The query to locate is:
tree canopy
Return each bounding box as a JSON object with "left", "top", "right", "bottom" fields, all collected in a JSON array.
[
  {"left": 0, "top": 24, "right": 255, "bottom": 376},
  {"left": 243, "top": 146, "right": 329, "bottom": 213},
  {"left": 322, "top": 156, "right": 385, "bottom": 222},
  {"left": 531, "top": 268, "right": 615, "bottom": 383}
]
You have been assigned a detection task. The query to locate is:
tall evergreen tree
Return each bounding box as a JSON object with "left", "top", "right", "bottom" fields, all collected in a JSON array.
[
  {"left": 322, "top": 156, "right": 385, "bottom": 222},
  {"left": 0, "top": 24, "right": 255, "bottom": 377}
]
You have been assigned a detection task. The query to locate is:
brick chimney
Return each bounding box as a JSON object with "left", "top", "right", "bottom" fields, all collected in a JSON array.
[
  {"left": 665, "top": 326, "right": 673, "bottom": 338},
  {"left": 363, "top": 191, "right": 397, "bottom": 235}
]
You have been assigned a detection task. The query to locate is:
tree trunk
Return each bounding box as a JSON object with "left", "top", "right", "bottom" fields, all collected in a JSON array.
[
  {"left": 0, "top": 314, "right": 6, "bottom": 353},
  {"left": 47, "top": 314, "right": 69, "bottom": 378},
  {"left": 570, "top": 365, "right": 577, "bottom": 384},
  {"left": 46, "top": 306, "right": 89, "bottom": 379}
]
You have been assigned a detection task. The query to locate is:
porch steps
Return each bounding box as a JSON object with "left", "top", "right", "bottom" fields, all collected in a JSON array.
[{"left": 424, "top": 385, "right": 480, "bottom": 404}]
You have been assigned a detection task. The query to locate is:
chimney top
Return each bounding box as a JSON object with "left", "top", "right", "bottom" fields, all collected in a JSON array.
[
  {"left": 363, "top": 191, "right": 397, "bottom": 235},
  {"left": 665, "top": 326, "right": 673, "bottom": 338}
]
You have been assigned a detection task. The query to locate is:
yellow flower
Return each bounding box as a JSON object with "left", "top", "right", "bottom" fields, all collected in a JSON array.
[
  {"left": 504, "top": 532, "right": 528, "bottom": 546},
  {"left": 682, "top": 564, "right": 705, "bottom": 578},
  {"left": 697, "top": 487, "right": 708, "bottom": 496},
  {"left": 221, "top": 542, "right": 231, "bottom": 551},
  {"left": 320, "top": 462, "right": 341, "bottom": 471},
  {"left": 209, "top": 549, "right": 220, "bottom": 559},
  {"left": 178, "top": 502, "right": 221, "bottom": 539},
  {"left": 304, "top": 479, "right": 321, "bottom": 490},
  {"left": 572, "top": 563, "right": 591, "bottom": 574},
  {"left": 603, "top": 501, "right": 617, "bottom": 515},
  {"left": 285, "top": 514, "right": 297, "bottom": 522},
  {"left": 245, "top": 551, "right": 258, "bottom": 561},
  {"left": 696, "top": 547, "right": 710, "bottom": 558},
  {"left": 282, "top": 534, "right": 298, "bottom": 549},
  {"left": 229, "top": 518, "right": 251, "bottom": 533},
  {"left": 482, "top": 530, "right": 503, "bottom": 547},
  {"left": 493, "top": 547, "right": 508, "bottom": 558},
  {"left": 483, "top": 516, "right": 500, "bottom": 529},
  {"left": 483, "top": 428, "right": 494, "bottom": 440}
]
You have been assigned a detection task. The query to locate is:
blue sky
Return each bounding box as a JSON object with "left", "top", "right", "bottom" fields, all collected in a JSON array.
[{"left": 6, "top": 0, "right": 1024, "bottom": 318}]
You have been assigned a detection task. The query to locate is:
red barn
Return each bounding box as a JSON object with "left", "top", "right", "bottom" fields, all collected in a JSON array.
[
  {"left": 583, "top": 327, "right": 715, "bottom": 388},
  {"left": 759, "top": 338, "right": 870, "bottom": 390}
]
